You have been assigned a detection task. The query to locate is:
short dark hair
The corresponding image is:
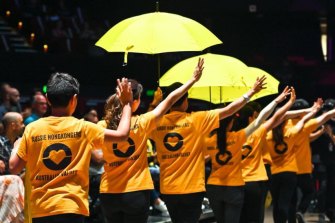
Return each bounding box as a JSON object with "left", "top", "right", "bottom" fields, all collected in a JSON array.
[
  {"left": 163, "top": 82, "right": 188, "bottom": 107},
  {"left": 247, "top": 101, "right": 262, "bottom": 113},
  {"left": 128, "top": 79, "right": 143, "bottom": 100},
  {"left": 323, "top": 98, "right": 335, "bottom": 112},
  {"left": 290, "top": 98, "right": 309, "bottom": 110},
  {"left": 46, "top": 72, "right": 80, "bottom": 108}
]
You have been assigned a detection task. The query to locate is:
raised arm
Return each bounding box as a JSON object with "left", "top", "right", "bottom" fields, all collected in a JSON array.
[
  {"left": 309, "top": 125, "right": 325, "bottom": 142},
  {"left": 293, "top": 103, "right": 321, "bottom": 133},
  {"left": 284, "top": 98, "right": 323, "bottom": 120},
  {"left": 216, "top": 75, "right": 267, "bottom": 120},
  {"left": 147, "top": 87, "right": 163, "bottom": 112},
  {"left": 263, "top": 87, "right": 296, "bottom": 130},
  {"left": 151, "top": 57, "right": 204, "bottom": 121},
  {"left": 104, "top": 78, "right": 133, "bottom": 142},
  {"left": 244, "top": 86, "right": 292, "bottom": 137},
  {"left": 313, "top": 108, "right": 335, "bottom": 128}
]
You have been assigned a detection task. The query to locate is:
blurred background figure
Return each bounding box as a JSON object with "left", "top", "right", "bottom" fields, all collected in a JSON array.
[{"left": 24, "top": 94, "right": 48, "bottom": 125}]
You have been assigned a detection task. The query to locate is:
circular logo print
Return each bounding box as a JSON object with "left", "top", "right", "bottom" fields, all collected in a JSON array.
[
  {"left": 163, "top": 133, "right": 183, "bottom": 152},
  {"left": 113, "top": 138, "right": 135, "bottom": 157},
  {"left": 43, "top": 143, "right": 72, "bottom": 170}
]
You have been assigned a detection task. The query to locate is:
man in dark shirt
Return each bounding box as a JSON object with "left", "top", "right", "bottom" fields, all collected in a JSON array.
[{"left": 0, "top": 112, "right": 25, "bottom": 174}]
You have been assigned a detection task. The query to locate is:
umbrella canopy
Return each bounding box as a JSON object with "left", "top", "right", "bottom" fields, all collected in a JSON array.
[
  {"left": 95, "top": 12, "right": 222, "bottom": 54},
  {"left": 243, "top": 67, "right": 279, "bottom": 101},
  {"left": 159, "top": 53, "right": 279, "bottom": 104}
]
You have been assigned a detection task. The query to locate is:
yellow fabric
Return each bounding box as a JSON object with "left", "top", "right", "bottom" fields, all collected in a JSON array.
[
  {"left": 149, "top": 110, "right": 219, "bottom": 194},
  {"left": 266, "top": 120, "right": 299, "bottom": 175},
  {"left": 292, "top": 118, "right": 319, "bottom": 174},
  {"left": 17, "top": 116, "right": 105, "bottom": 218},
  {"left": 241, "top": 125, "right": 268, "bottom": 182},
  {"left": 159, "top": 54, "right": 279, "bottom": 104},
  {"left": 262, "top": 140, "right": 273, "bottom": 165},
  {"left": 206, "top": 130, "right": 247, "bottom": 186},
  {"left": 95, "top": 12, "right": 222, "bottom": 54},
  {"left": 99, "top": 113, "right": 156, "bottom": 193}
]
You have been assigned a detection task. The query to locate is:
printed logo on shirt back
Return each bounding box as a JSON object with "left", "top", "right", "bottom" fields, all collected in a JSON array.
[
  {"left": 43, "top": 143, "right": 72, "bottom": 170},
  {"left": 274, "top": 142, "right": 288, "bottom": 154},
  {"left": 241, "top": 145, "right": 252, "bottom": 160},
  {"left": 113, "top": 138, "right": 136, "bottom": 157},
  {"left": 163, "top": 132, "right": 183, "bottom": 151}
]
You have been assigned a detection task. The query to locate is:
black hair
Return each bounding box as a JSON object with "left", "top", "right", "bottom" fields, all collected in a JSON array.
[
  {"left": 290, "top": 98, "right": 309, "bottom": 110},
  {"left": 232, "top": 105, "right": 254, "bottom": 131},
  {"left": 247, "top": 101, "right": 262, "bottom": 113},
  {"left": 163, "top": 82, "right": 188, "bottom": 107},
  {"left": 272, "top": 121, "right": 285, "bottom": 145},
  {"left": 322, "top": 98, "right": 335, "bottom": 112},
  {"left": 128, "top": 79, "right": 143, "bottom": 100},
  {"left": 216, "top": 115, "right": 235, "bottom": 155},
  {"left": 46, "top": 72, "right": 80, "bottom": 108}
]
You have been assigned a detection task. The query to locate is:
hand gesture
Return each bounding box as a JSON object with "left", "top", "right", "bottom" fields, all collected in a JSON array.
[
  {"left": 312, "top": 98, "right": 323, "bottom": 112},
  {"left": 251, "top": 75, "right": 267, "bottom": 94},
  {"left": 152, "top": 87, "right": 163, "bottom": 105},
  {"left": 192, "top": 57, "right": 204, "bottom": 83},
  {"left": 116, "top": 78, "right": 133, "bottom": 106},
  {"left": 275, "top": 86, "right": 292, "bottom": 103},
  {"left": 288, "top": 87, "right": 296, "bottom": 103}
]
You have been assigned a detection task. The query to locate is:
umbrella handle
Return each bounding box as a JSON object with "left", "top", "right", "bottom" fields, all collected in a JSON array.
[{"left": 156, "top": 1, "right": 159, "bottom": 12}]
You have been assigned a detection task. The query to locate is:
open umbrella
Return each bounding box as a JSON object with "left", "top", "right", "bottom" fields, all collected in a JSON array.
[
  {"left": 95, "top": 11, "right": 222, "bottom": 77},
  {"left": 159, "top": 53, "right": 279, "bottom": 104},
  {"left": 243, "top": 67, "right": 279, "bottom": 100}
]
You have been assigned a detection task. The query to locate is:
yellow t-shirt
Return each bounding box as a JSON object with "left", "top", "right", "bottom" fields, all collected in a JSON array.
[
  {"left": 292, "top": 118, "right": 318, "bottom": 174},
  {"left": 206, "top": 130, "right": 247, "bottom": 186},
  {"left": 17, "top": 116, "right": 105, "bottom": 218},
  {"left": 99, "top": 113, "right": 156, "bottom": 193},
  {"left": 266, "top": 119, "right": 299, "bottom": 175},
  {"left": 149, "top": 110, "right": 219, "bottom": 194},
  {"left": 262, "top": 140, "right": 273, "bottom": 166},
  {"left": 241, "top": 125, "right": 268, "bottom": 182}
]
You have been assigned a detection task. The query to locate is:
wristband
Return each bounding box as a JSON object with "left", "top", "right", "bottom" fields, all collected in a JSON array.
[{"left": 243, "top": 94, "right": 250, "bottom": 102}]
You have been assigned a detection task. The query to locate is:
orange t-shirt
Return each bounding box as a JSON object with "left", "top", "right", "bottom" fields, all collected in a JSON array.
[
  {"left": 262, "top": 140, "right": 273, "bottom": 166},
  {"left": 241, "top": 125, "right": 268, "bottom": 182},
  {"left": 17, "top": 116, "right": 105, "bottom": 218},
  {"left": 149, "top": 110, "right": 219, "bottom": 194},
  {"left": 206, "top": 130, "right": 247, "bottom": 186},
  {"left": 266, "top": 119, "right": 299, "bottom": 175},
  {"left": 99, "top": 112, "right": 156, "bottom": 193},
  {"left": 292, "top": 118, "right": 318, "bottom": 174}
]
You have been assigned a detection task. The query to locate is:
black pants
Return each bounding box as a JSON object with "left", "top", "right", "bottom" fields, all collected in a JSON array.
[
  {"left": 162, "top": 192, "right": 204, "bottom": 223},
  {"left": 288, "top": 173, "right": 315, "bottom": 223},
  {"left": 33, "top": 214, "right": 85, "bottom": 223},
  {"left": 240, "top": 181, "right": 267, "bottom": 223},
  {"left": 100, "top": 190, "right": 150, "bottom": 223},
  {"left": 270, "top": 172, "right": 297, "bottom": 223},
  {"left": 206, "top": 185, "right": 244, "bottom": 223}
]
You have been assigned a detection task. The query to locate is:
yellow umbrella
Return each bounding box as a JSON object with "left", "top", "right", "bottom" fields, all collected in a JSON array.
[
  {"left": 244, "top": 67, "right": 279, "bottom": 101},
  {"left": 95, "top": 11, "right": 222, "bottom": 77},
  {"left": 159, "top": 53, "right": 279, "bottom": 104},
  {"left": 95, "top": 12, "right": 222, "bottom": 54}
]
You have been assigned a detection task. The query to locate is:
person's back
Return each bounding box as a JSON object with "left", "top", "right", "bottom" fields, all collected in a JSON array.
[
  {"left": 21, "top": 115, "right": 105, "bottom": 217},
  {"left": 150, "top": 109, "right": 219, "bottom": 194},
  {"left": 9, "top": 72, "right": 133, "bottom": 223}
]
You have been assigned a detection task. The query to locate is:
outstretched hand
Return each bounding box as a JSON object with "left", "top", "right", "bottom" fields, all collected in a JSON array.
[
  {"left": 192, "top": 57, "right": 205, "bottom": 82},
  {"left": 116, "top": 78, "right": 133, "bottom": 106},
  {"left": 275, "top": 86, "right": 292, "bottom": 103},
  {"left": 152, "top": 87, "right": 163, "bottom": 105},
  {"left": 251, "top": 75, "right": 267, "bottom": 94},
  {"left": 312, "top": 98, "right": 323, "bottom": 112}
]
